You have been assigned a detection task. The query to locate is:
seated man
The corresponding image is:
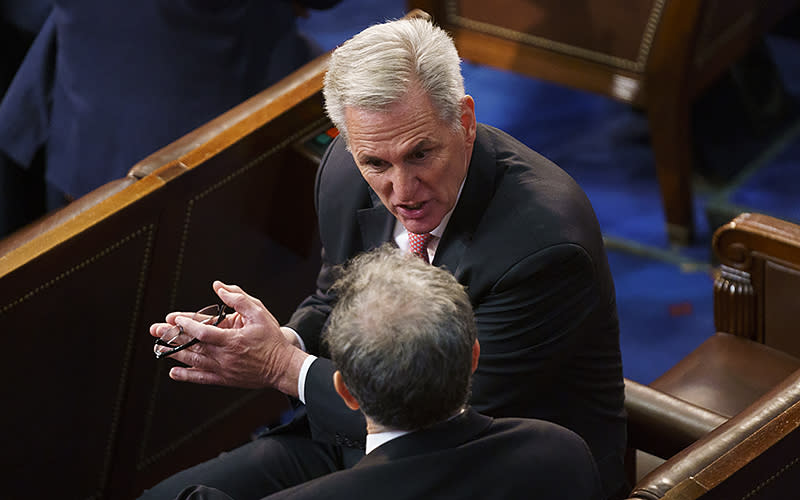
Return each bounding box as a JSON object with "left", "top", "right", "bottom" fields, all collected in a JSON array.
[
  {"left": 144, "top": 16, "right": 626, "bottom": 500},
  {"left": 177, "top": 246, "right": 602, "bottom": 499}
]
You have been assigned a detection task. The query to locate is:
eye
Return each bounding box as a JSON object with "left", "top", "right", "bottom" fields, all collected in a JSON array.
[
  {"left": 410, "top": 149, "right": 429, "bottom": 161},
  {"left": 362, "top": 158, "right": 389, "bottom": 172}
]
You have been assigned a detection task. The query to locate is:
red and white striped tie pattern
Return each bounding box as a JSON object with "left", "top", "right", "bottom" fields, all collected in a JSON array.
[{"left": 408, "top": 231, "right": 434, "bottom": 263}]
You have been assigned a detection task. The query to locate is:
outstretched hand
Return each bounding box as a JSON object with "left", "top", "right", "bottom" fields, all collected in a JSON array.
[{"left": 149, "top": 281, "right": 308, "bottom": 398}]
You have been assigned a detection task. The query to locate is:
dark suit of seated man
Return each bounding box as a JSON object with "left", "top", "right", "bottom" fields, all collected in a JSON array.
[
  {"left": 176, "top": 246, "right": 603, "bottom": 500},
  {"left": 143, "top": 17, "right": 625, "bottom": 500}
]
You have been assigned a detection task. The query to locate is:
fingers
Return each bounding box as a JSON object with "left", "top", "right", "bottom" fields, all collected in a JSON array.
[
  {"left": 213, "top": 281, "right": 268, "bottom": 320},
  {"left": 151, "top": 280, "right": 277, "bottom": 354},
  {"left": 150, "top": 322, "right": 176, "bottom": 339},
  {"left": 150, "top": 312, "right": 194, "bottom": 339},
  {"left": 172, "top": 309, "right": 250, "bottom": 347},
  {"left": 163, "top": 338, "right": 219, "bottom": 373},
  {"left": 174, "top": 314, "right": 222, "bottom": 344},
  {"left": 169, "top": 366, "right": 227, "bottom": 386},
  {"left": 213, "top": 280, "right": 248, "bottom": 303},
  {"left": 164, "top": 311, "right": 195, "bottom": 324}
]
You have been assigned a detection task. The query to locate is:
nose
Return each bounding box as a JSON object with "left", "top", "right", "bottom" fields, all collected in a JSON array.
[{"left": 390, "top": 167, "right": 419, "bottom": 201}]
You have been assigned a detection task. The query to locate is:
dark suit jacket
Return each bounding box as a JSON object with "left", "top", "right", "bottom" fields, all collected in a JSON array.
[
  {"left": 264, "top": 408, "right": 602, "bottom": 500},
  {"left": 0, "top": 0, "right": 340, "bottom": 198},
  {"left": 286, "top": 124, "right": 626, "bottom": 497}
]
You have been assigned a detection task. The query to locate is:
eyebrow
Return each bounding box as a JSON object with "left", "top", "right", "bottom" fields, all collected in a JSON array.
[
  {"left": 408, "top": 139, "right": 434, "bottom": 155},
  {"left": 356, "top": 139, "right": 436, "bottom": 166},
  {"left": 356, "top": 153, "right": 385, "bottom": 166}
]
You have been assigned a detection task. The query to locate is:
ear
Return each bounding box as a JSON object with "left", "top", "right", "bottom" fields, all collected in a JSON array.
[
  {"left": 460, "top": 95, "right": 477, "bottom": 145},
  {"left": 333, "top": 371, "right": 360, "bottom": 411},
  {"left": 471, "top": 339, "right": 480, "bottom": 373}
]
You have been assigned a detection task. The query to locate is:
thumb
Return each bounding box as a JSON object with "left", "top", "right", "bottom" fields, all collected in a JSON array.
[{"left": 213, "top": 280, "right": 264, "bottom": 319}]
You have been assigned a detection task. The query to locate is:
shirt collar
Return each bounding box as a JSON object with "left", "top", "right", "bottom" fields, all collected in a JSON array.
[
  {"left": 364, "top": 408, "right": 467, "bottom": 454},
  {"left": 366, "top": 429, "right": 412, "bottom": 455}
]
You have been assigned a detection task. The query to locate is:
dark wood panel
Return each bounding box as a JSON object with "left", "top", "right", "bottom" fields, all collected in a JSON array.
[{"left": 0, "top": 49, "right": 332, "bottom": 500}]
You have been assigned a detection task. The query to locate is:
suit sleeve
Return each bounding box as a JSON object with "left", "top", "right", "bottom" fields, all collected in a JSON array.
[
  {"left": 304, "top": 358, "right": 367, "bottom": 449},
  {"left": 283, "top": 135, "right": 345, "bottom": 356},
  {"left": 283, "top": 135, "right": 368, "bottom": 449},
  {"left": 285, "top": 133, "right": 374, "bottom": 354},
  {"left": 284, "top": 248, "right": 339, "bottom": 356}
]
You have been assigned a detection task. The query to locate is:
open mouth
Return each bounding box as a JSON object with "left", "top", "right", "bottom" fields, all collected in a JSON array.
[{"left": 396, "top": 201, "right": 427, "bottom": 219}]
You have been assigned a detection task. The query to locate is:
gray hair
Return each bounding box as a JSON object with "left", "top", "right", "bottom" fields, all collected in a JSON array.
[
  {"left": 323, "top": 244, "right": 476, "bottom": 431},
  {"left": 322, "top": 17, "right": 465, "bottom": 142}
]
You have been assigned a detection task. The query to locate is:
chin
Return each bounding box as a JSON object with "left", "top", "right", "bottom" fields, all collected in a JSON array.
[{"left": 404, "top": 221, "right": 436, "bottom": 234}]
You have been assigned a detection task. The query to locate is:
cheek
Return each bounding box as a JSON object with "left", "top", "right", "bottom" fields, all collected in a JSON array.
[{"left": 432, "top": 161, "right": 463, "bottom": 200}]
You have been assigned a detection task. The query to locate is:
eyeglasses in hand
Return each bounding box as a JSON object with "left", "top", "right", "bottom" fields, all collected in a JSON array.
[{"left": 153, "top": 302, "right": 231, "bottom": 360}]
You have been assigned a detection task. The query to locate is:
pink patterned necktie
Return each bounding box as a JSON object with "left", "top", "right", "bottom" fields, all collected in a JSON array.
[{"left": 408, "top": 231, "right": 434, "bottom": 263}]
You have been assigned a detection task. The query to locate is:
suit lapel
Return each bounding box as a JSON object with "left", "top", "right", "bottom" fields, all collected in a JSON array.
[
  {"left": 358, "top": 408, "right": 493, "bottom": 466},
  {"left": 433, "top": 124, "right": 498, "bottom": 273},
  {"left": 356, "top": 188, "right": 395, "bottom": 250}
]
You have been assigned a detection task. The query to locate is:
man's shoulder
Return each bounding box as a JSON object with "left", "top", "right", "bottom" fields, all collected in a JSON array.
[
  {"left": 451, "top": 410, "right": 595, "bottom": 463},
  {"left": 483, "top": 417, "right": 602, "bottom": 492},
  {"left": 477, "top": 123, "right": 590, "bottom": 206},
  {"left": 490, "top": 415, "right": 593, "bottom": 449},
  {"left": 469, "top": 124, "right": 604, "bottom": 256}
]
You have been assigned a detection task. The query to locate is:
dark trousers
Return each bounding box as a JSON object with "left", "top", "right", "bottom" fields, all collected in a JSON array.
[
  {"left": 0, "top": 150, "right": 69, "bottom": 239},
  {"left": 138, "top": 418, "right": 364, "bottom": 500},
  {"left": 0, "top": 151, "right": 44, "bottom": 238}
]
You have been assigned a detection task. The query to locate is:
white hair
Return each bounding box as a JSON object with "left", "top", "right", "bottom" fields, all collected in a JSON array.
[{"left": 322, "top": 17, "right": 465, "bottom": 142}]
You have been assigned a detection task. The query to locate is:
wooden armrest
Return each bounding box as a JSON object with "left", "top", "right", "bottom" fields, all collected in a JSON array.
[
  {"left": 625, "top": 379, "right": 727, "bottom": 460},
  {"left": 628, "top": 367, "right": 800, "bottom": 499}
]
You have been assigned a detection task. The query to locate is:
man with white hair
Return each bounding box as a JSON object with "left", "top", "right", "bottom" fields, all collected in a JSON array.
[{"left": 145, "top": 16, "right": 626, "bottom": 500}]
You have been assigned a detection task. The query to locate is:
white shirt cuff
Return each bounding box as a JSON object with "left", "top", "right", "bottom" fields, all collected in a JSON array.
[{"left": 297, "top": 354, "right": 318, "bottom": 404}]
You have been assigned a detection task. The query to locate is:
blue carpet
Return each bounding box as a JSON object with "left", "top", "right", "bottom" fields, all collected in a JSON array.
[
  {"left": 298, "top": 1, "right": 800, "bottom": 384},
  {"left": 729, "top": 135, "right": 800, "bottom": 222}
]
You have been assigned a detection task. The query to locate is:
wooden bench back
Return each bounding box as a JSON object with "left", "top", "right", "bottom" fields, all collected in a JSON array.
[
  {"left": 408, "top": 0, "right": 798, "bottom": 105},
  {"left": 0, "top": 51, "right": 331, "bottom": 500}
]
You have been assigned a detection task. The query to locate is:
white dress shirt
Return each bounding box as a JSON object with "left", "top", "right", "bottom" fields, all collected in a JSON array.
[{"left": 366, "top": 408, "right": 466, "bottom": 454}]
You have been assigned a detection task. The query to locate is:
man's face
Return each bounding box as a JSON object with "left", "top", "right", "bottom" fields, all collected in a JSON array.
[{"left": 344, "top": 86, "right": 477, "bottom": 235}]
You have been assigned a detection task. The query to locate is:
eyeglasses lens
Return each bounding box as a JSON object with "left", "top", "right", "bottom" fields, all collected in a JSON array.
[{"left": 153, "top": 305, "right": 222, "bottom": 358}]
